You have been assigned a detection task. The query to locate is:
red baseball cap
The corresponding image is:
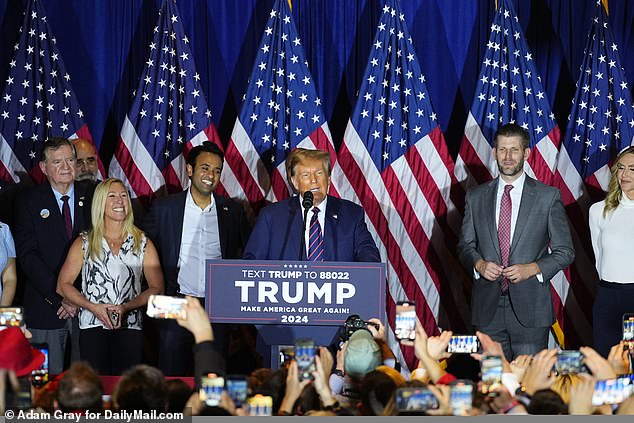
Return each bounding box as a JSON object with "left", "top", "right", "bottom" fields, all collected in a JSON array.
[{"left": 0, "top": 327, "right": 45, "bottom": 377}]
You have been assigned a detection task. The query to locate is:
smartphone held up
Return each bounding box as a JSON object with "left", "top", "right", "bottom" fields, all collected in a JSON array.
[
  {"left": 295, "top": 339, "right": 316, "bottom": 381},
  {"left": 394, "top": 301, "right": 416, "bottom": 345},
  {"left": 146, "top": 295, "right": 187, "bottom": 319}
]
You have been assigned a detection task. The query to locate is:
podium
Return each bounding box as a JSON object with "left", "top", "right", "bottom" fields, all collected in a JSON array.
[{"left": 205, "top": 260, "right": 386, "bottom": 368}]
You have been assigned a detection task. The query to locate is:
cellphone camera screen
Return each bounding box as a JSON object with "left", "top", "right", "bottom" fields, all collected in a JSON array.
[
  {"left": 0, "top": 307, "right": 24, "bottom": 327},
  {"left": 246, "top": 395, "right": 273, "bottom": 416},
  {"left": 295, "top": 340, "right": 316, "bottom": 381},
  {"left": 394, "top": 302, "right": 416, "bottom": 342},
  {"left": 480, "top": 356, "right": 503, "bottom": 396},
  {"left": 396, "top": 388, "right": 439, "bottom": 413},
  {"left": 226, "top": 378, "right": 248, "bottom": 408},
  {"left": 146, "top": 295, "right": 187, "bottom": 319},
  {"left": 592, "top": 375, "right": 634, "bottom": 406},
  {"left": 623, "top": 314, "right": 634, "bottom": 350},
  {"left": 554, "top": 351, "right": 587, "bottom": 375},
  {"left": 31, "top": 345, "right": 49, "bottom": 386},
  {"left": 447, "top": 335, "right": 479, "bottom": 353},
  {"left": 450, "top": 382, "right": 473, "bottom": 416},
  {"left": 199, "top": 375, "right": 224, "bottom": 407}
]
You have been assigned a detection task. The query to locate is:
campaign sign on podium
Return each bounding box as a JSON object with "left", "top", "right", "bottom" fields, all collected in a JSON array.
[{"left": 205, "top": 260, "right": 386, "bottom": 327}]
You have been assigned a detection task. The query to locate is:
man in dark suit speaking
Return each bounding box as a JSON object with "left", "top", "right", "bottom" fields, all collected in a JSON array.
[
  {"left": 457, "top": 124, "right": 574, "bottom": 360},
  {"left": 243, "top": 148, "right": 380, "bottom": 262},
  {"left": 243, "top": 148, "right": 380, "bottom": 363}
]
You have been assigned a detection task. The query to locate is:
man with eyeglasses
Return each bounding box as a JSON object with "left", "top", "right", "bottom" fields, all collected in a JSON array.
[{"left": 72, "top": 138, "right": 99, "bottom": 183}]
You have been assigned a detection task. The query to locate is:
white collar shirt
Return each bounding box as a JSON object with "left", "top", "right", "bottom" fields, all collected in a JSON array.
[
  {"left": 177, "top": 189, "right": 222, "bottom": 297},
  {"left": 495, "top": 172, "right": 526, "bottom": 241}
]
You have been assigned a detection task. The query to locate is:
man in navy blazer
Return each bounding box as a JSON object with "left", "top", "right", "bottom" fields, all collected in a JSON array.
[
  {"left": 14, "top": 138, "right": 94, "bottom": 375},
  {"left": 243, "top": 148, "right": 380, "bottom": 361},
  {"left": 243, "top": 148, "right": 380, "bottom": 262},
  {"left": 143, "top": 141, "right": 249, "bottom": 376}
]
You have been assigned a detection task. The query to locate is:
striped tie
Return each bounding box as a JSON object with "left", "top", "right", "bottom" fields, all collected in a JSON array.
[{"left": 307, "top": 207, "right": 324, "bottom": 261}]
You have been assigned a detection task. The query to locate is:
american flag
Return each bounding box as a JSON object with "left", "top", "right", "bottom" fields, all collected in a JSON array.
[
  {"left": 110, "top": 0, "right": 221, "bottom": 204},
  {"left": 553, "top": 1, "right": 634, "bottom": 347},
  {"left": 221, "top": 0, "right": 337, "bottom": 219},
  {"left": 0, "top": 0, "right": 101, "bottom": 185},
  {"left": 453, "top": 0, "right": 577, "bottom": 347},
  {"left": 455, "top": 0, "right": 561, "bottom": 188},
  {"left": 330, "top": 0, "right": 471, "bottom": 370}
]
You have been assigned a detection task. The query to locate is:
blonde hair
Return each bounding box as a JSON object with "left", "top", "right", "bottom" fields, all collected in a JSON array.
[
  {"left": 603, "top": 147, "right": 634, "bottom": 218},
  {"left": 87, "top": 178, "right": 142, "bottom": 261},
  {"left": 285, "top": 148, "right": 331, "bottom": 193},
  {"left": 550, "top": 374, "right": 582, "bottom": 404}
]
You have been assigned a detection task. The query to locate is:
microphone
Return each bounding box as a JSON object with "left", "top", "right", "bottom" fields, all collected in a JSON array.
[
  {"left": 302, "top": 190, "right": 314, "bottom": 209},
  {"left": 299, "top": 190, "right": 314, "bottom": 260}
]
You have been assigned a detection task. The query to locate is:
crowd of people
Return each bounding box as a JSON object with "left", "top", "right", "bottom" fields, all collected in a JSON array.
[
  {"left": 0, "top": 125, "right": 633, "bottom": 415},
  {"left": 1, "top": 300, "right": 633, "bottom": 416}
]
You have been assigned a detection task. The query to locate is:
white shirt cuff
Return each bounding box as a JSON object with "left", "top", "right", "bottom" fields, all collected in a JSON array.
[{"left": 502, "top": 372, "right": 520, "bottom": 397}]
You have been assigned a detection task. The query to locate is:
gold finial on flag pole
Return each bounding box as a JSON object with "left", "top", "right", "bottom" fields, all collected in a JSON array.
[
  {"left": 602, "top": 0, "right": 608, "bottom": 15},
  {"left": 288, "top": 0, "right": 293, "bottom": 12}
]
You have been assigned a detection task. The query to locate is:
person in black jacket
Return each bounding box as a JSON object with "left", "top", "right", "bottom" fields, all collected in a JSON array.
[
  {"left": 14, "top": 137, "right": 95, "bottom": 374},
  {"left": 143, "top": 141, "right": 249, "bottom": 376}
]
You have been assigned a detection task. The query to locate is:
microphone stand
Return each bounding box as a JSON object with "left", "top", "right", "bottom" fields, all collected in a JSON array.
[{"left": 299, "top": 191, "right": 313, "bottom": 260}]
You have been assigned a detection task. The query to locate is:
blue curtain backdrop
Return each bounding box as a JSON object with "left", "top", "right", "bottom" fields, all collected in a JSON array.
[{"left": 1, "top": 0, "right": 633, "bottom": 167}]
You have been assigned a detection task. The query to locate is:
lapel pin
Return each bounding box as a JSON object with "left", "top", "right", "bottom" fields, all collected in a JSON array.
[
  {"left": 78, "top": 196, "right": 85, "bottom": 207},
  {"left": 223, "top": 206, "right": 229, "bottom": 211},
  {"left": 40, "top": 208, "right": 50, "bottom": 219},
  {"left": 333, "top": 214, "right": 338, "bottom": 219}
]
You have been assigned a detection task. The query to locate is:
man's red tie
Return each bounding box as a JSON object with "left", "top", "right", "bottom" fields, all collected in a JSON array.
[
  {"left": 307, "top": 207, "right": 324, "bottom": 261},
  {"left": 61, "top": 195, "right": 73, "bottom": 239},
  {"left": 498, "top": 185, "right": 513, "bottom": 294}
]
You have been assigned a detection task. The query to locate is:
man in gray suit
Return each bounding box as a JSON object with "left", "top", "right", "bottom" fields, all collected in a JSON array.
[{"left": 458, "top": 123, "right": 574, "bottom": 360}]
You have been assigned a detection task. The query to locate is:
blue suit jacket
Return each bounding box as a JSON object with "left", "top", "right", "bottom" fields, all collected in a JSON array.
[
  {"left": 142, "top": 191, "right": 250, "bottom": 296},
  {"left": 14, "top": 181, "right": 94, "bottom": 329},
  {"left": 243, "top": 195, "right": 380, "bottom": 262}
]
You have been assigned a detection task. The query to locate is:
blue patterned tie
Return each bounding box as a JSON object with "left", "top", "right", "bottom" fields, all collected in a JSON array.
[{"left": 307, "top": 207, "right": 324, "bottom": 261}]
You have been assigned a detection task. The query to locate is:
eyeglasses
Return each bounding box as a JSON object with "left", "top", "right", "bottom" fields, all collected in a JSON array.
[{"left": 76, "top": 157, "right": 97, "bottom": 166}]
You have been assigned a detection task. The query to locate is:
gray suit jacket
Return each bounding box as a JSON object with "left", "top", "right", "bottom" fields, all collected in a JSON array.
[{"left": 457, "top": 176, "right": 574, "bottom": 328}]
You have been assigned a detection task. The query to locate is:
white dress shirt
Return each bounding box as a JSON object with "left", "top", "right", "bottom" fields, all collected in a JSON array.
[
  {"left": 177, "top": 190, "right": 222, "bottom": 297},
  {"left": 589, "top": 195, "right": 634, "bottom": 283},
  {"left": 495, "top": 172, "right": 525, "bottom": 240}
]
